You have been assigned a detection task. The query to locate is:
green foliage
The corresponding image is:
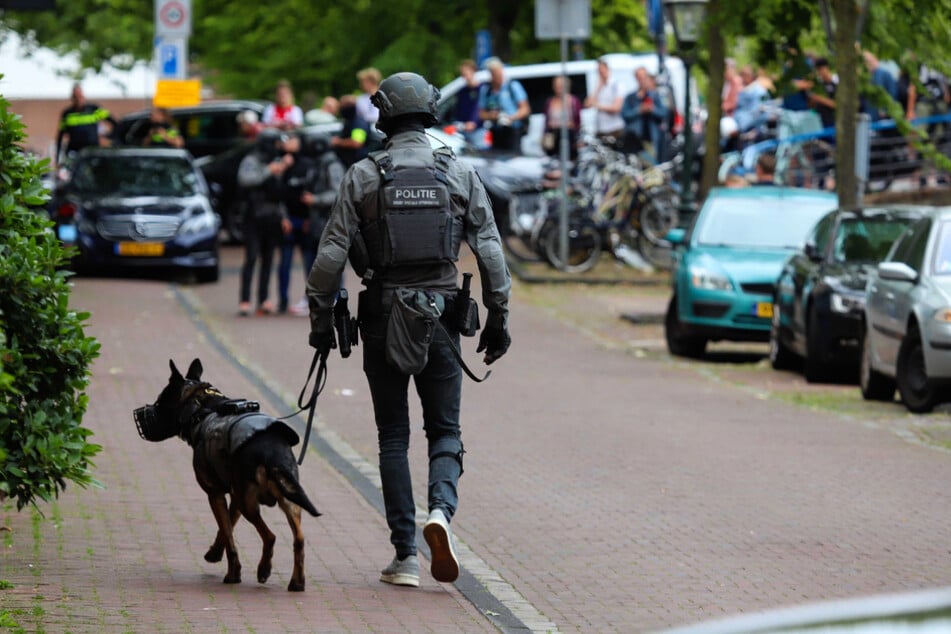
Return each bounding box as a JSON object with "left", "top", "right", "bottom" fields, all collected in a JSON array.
[
  {"left": 0, "top": 87, "right": 102, "bottom": 511},
  {"left": 4, "top": 0, "right": 653, "bottom": 99}
]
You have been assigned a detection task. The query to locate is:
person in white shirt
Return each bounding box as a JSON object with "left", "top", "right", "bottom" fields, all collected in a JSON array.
[
  {"left": 356, "top": 67, "right": 381, "bottom": 125},
  {"left": 262, "top": 80, "right": 304, "bottom": 130},
  {"left": 584, "top": 58, "right": 625, "bottom": 142}
]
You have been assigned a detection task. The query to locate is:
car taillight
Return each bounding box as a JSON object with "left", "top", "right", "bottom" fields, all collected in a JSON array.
[
  {"left": 58, "top": 202, "right": 77, "bottom": 218},
  {"left": 673, "top": 111, "right": 684, "bottom": 134}
]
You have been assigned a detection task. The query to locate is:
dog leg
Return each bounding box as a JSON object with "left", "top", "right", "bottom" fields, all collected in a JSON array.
[
  {"left": 205, "top": 498, "right": 241, "bottom": 563},
  {"left": 207, "top": 493, "right": 241, "bottom": 584},
  {"left": 240, "top": 502, "right": 276, "bottom": 585},
  {"left": 279, "top": 498, "right": 306, "bottom": 592}
]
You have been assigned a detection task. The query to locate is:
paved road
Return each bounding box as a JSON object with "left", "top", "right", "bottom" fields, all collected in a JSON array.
[{"left": 3, "top": 246, "right": 951, "bottom": 633}]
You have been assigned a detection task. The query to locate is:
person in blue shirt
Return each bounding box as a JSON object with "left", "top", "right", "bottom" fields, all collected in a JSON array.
[
  {"left": 620, "top": 67, "right": 669, "bottom": 163},
  {"left": 862, "top": 51, "right": 899, "bottom": 120},
  {"left": 453, "top": 59, "right": 483, "bottom": 145},
  {"left": 477, "top": 57, "right": 530, "bottom": 152}
]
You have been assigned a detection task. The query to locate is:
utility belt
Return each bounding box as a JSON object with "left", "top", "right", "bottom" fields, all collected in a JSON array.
[{"left": 356, "top": 279, "right": 478, "bottom": 337}]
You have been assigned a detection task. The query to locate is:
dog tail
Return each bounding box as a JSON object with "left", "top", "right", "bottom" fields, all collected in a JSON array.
[{"left": 272, "top": 466, "right": 321, "bottom": 517}]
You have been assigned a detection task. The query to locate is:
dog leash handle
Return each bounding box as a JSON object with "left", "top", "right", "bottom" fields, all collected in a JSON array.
[{"left": 297, "top": 350, "right": 327, "bottom": 465}]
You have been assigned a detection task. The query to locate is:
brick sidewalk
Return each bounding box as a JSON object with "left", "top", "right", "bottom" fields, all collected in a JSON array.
[{"left": 0, "top": 278, "right": 496, "bottom": 633}]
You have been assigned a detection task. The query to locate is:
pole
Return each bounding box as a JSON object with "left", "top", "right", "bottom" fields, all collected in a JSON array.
[
  {"left": 558, "top": 32, "right": 569, "bottom": 267},
  {"left": 680, "top": 56, "right": 694, "bottom": 225}
]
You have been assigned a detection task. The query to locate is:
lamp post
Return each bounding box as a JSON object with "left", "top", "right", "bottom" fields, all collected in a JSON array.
[{"left": 662, "top": 0, "right": 708, "bottom": 226}]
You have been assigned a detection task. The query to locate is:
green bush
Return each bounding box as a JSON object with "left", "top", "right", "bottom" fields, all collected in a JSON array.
[{"left": 0, "top": 88, "right": 101, "bottom": 510}]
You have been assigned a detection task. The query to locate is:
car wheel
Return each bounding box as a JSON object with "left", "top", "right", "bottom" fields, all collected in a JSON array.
[
  {"left": 665, "top": 295, "right": 706, "bottom": 358},
  {"left": 896, "top": 324, "right": 938, "bottom": 413},
  {"left": 769, "top": 297, "right": 798, "bottom": 371},
  {"left": 860, "top": 324, "right": 895, "bottom": 401},
  {"left": 803, "top": 302, "right": 830, "bottom": 383},
  {"left": 195, "top": 265, "right": 220, "bottom": 284}
]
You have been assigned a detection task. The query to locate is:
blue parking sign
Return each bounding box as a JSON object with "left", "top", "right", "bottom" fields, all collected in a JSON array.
[
  {"left": 161, "top": 43, "right": 178, "bottom": 77},
  {"left": 475, "top": 30, "right": 492, "bottom": 69}
]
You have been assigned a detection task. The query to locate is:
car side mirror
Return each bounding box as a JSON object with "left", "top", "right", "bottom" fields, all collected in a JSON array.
[
  {"left": 804, "top": 242, "right": 822, "bottom": 262},
  {"left": 877, "top": 261, "right": 918, "bottom": 283},
  {"left": 665, "top": 227, "right": 686, "bottom": 246}
]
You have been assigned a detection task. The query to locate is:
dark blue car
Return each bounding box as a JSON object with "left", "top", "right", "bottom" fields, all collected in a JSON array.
[{"left": 51, "top": 147, "right": 220, "bottom": 283}]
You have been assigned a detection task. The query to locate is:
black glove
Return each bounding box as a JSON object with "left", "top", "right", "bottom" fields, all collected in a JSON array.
[
  {"left": 309, "top": 329, "right": 335, "bottom": 359},
  {"left": 476, "top": 326, "right": 511, "bottom": 365}
]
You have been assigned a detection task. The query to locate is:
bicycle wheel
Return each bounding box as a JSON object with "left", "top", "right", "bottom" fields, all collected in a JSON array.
[
  {"left": 636, "top": 231, "right": 675, "bottom": 271},
  {"left": 637, "top": 189, "right": 680, "bottom": 245},
  {"left": 541, "top": 219, "right": 603, "bottom": 273}
]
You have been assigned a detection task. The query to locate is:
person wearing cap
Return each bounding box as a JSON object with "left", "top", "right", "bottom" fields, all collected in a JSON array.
[
  {"left": 306, "top": 71, "right": 511, "bottom": 588},
  {"left": 236, "top": 110, "right": 263, "bottom": 139}
]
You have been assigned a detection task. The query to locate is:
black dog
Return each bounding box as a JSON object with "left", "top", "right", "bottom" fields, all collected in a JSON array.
[{"left": 136, "top": 359, "right": 319, "bottom": 591}]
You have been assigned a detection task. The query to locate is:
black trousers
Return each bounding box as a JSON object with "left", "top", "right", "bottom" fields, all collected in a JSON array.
[{"left": 239, "top": 213, "right": 283, "bottom": 306}]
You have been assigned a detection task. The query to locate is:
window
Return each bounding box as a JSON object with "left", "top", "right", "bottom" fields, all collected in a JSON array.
[{"left": 890, "top": 217, "right": 932, "bottom": 270}]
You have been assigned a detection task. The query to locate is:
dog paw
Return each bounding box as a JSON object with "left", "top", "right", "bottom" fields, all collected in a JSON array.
[
  {"left": 287, "top": 579, "right": 305, "bottom": 592},
  {"left": 204, "top": 546, "right": 224, "bottom": 563},
  {"left": 223, "top": 573, "right": 242, "bottom": 584},
  {"left": 257, "top": 564, "right": 271, "bottom": 584}
]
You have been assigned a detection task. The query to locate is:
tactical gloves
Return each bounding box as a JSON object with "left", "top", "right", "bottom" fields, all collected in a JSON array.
[
  {"left": 309, "top": 329, "right": 335, "bottom": 359},
  {"left": 477, "top": 326, "right": 511, "bottom": 365}
]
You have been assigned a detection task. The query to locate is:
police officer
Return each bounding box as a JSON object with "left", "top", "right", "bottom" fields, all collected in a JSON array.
[
  {"left": 305, "top": 72, "right": 511, "bottom": 587},
  {"left": 56, "top": 83, "right": 116, "bottom": 164}
]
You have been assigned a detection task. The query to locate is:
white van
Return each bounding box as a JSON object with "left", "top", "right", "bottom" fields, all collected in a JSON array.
[{"left": 436, "top": 52, "right": 696, "bottom": 156}]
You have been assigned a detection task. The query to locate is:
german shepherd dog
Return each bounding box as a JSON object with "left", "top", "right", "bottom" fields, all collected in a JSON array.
[{"left": 138, "top": 359, "right": 320, "bottom": 591}]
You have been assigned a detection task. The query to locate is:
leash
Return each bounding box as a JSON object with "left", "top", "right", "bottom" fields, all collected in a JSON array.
[
  {"left": 290, "top": 349, "right": 328, "bottom": 465},
  {"left": 434, "top": 320, "right": 491, "bottom": 383}
]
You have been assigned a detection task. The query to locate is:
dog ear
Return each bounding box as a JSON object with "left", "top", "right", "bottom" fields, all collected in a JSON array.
[
  {"left": 186, "top": 358, "right": 203, "bottom": 381},
  {"left": 169, "top": 360, "right": 184, "bottom": 382}
]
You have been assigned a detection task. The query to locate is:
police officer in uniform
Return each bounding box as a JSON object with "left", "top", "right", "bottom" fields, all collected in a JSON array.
[
  {"left": 305, "top": 72, "right": 511, "bottom": 587},
  {"left": 56, "top": 83, "right": 116, "bottom": 164}
]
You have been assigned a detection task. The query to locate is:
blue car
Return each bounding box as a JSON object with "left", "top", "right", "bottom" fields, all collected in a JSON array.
[{"left": 665, "top": 186, "right": 838, "bottom": 358}]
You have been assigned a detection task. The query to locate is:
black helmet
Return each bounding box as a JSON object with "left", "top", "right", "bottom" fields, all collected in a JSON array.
[
  {"left": 302, "top": 132, "right": 332, "bottom": 157},
  {"left": 370, "top": 72, "right": 440, "bottom": 128}
]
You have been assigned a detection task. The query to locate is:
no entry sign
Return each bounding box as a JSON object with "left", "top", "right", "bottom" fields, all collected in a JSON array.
[{"left": 155, "top": 0, "right": 191, "bottom": 37}]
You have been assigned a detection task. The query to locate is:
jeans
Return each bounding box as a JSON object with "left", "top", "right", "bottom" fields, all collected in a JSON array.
[
  {"left": 239, "top": 213, "right": 283, "bottom": 306},
  {"left": 277, "top": 216, "right": 317, "bottom": 309},
  {"left": 361, "top": 312, "right": 463, "bottom": 560}
]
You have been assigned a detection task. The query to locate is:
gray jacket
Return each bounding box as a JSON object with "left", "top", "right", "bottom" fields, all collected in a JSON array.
[{"left": 306, "top": 130, "right": 511, "bottom": 333}]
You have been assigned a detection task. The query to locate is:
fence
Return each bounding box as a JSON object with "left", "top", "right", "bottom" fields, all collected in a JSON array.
[{"left": 719, "top": 110, "right": 951, "bottom": 192}]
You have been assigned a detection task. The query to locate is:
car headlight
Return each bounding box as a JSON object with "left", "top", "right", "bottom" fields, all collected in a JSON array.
[
  {"left": 830, "top": 291, "right": 865, "bottom": 314},
  {"left": 689, "top": 266, "right": 733, "bottom": 291},
  {"left": 178, "top": 210, "right": 219, "bottom": 236},
  {"left": 933, "top": 307, "right": 951, "bottom": 323}
]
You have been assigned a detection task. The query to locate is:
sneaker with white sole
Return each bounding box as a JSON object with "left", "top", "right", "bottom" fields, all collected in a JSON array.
[
  {"left": 380, "top": 555, "right": 419, "bottom": 587},
  {"left": 423, "top": 508, "right": 459, "bottom": 583}
]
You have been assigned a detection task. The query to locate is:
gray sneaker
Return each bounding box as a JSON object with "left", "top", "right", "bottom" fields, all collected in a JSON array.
[
  {"left": 423, "top": 508, "right": 459, "bottom": 583},
  {"left": 380, "top": 555, "right": 420, "bottom": 587}
]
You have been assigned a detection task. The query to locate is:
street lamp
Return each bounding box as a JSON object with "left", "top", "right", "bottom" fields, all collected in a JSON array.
[{"left": 662, "top": 0, "right": 708, "bottom": 226}]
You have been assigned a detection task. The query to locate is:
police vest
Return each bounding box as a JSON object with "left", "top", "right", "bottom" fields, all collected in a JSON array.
[{"left": 354, "top": 148, "right": 462, "bottom": 277}]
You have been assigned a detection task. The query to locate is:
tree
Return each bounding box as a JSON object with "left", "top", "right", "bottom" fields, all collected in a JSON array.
[{"left": 0, "top": 86, "right": 102, "bottom": 511}]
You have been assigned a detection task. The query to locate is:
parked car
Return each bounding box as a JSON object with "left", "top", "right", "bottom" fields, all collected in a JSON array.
[
  {"left": 861, "top": 207, "right": 951, "bottom": 412},
  {"left": 665, "top": 187, "right": 838, "bottom": 358},
  {"left": 771, "top": 206, "right": 926, "bottom": 381},
  {"left": 50, "top": 147, "right": 220, "bottom": 283}
]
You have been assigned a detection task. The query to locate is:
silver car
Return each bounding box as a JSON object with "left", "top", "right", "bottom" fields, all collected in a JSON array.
[{"left": 861, "top": 207, "right": 951, "bottom": 412}]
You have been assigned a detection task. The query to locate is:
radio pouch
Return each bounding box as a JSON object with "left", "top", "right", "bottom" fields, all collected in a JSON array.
[
  {"left": 456, "top": 298, "right": 481, "bottom": 337},
  {"left": 385, "top": 288, "right": 442, "bottom": 375}
]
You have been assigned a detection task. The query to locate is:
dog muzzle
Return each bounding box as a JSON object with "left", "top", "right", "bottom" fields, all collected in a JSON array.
[{"left": 133, "top": 404, "right": 179, "bottom": 442}]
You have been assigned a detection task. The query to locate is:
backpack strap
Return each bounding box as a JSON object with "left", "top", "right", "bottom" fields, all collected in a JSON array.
[{"left": 432, "top": 147, "right": 454, "bottom": 185}]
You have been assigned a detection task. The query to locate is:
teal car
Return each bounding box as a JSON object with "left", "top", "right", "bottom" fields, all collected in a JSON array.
[{"left": 665, "top": 187, "right": 838, "bottom": 358}]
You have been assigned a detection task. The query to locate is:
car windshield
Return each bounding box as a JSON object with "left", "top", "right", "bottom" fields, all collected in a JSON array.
[
  {"left": 71, "top": 155, "right": 200, "bottom": 197},
  {"left": 833, "top": 217, "right": 915, "bottom": 263},
  {"left": 933, "top": 222, "right": 951, "bottom": 275},
  {"left": 693, "top": 193, "right": 836, "bottom": 249}
]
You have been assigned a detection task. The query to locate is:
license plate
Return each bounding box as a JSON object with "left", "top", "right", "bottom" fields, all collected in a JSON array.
[
  {"left": 116, "top": 242, "right": 164, "bottom": 256},
  {"left": 755, "top": 302, "right": 773, "bottom": 318},
  {"left": 58, "top": 224, "right": 77, "bottom": 242}
]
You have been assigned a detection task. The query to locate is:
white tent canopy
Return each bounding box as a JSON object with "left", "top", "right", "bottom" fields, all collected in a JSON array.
[{"left": 0, "top": 30, "right": 155, "bottom": 100}]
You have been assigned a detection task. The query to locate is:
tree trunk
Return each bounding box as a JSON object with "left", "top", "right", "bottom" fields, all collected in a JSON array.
[
  {"left": 701, "top": 0, "right": 725, "bottom": 197},
  {"left": 834, "top": 0, "right": 860, "bottom": 208}
]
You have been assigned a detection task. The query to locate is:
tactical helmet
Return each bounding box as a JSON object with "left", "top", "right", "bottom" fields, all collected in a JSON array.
[{"left": 371, "top": 72, "right": 440, "bottom": 128}]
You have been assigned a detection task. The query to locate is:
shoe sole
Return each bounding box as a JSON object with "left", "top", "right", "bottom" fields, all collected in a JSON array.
[
  {"left": 423, "top": 520, "right": 459, "bottom": 583},
  {"left": 380, "top": 572, "right": 419, "bottom": 587}
]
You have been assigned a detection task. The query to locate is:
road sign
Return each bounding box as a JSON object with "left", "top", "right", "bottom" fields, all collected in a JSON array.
[
  {"left": 535, "top": 0, "right": 591, "bottom": 40},
  {"left": 155, "top": 37, "right": 187, "bottom": 80},
  {"left": 475, "top": 30, "right": 492, "bottom": 69},
  {"left": 153, "top": 79, "right": 201, "bottom": 108},
  {"left": 155, "top": 0, "right": 191, "bottom": 37}
]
